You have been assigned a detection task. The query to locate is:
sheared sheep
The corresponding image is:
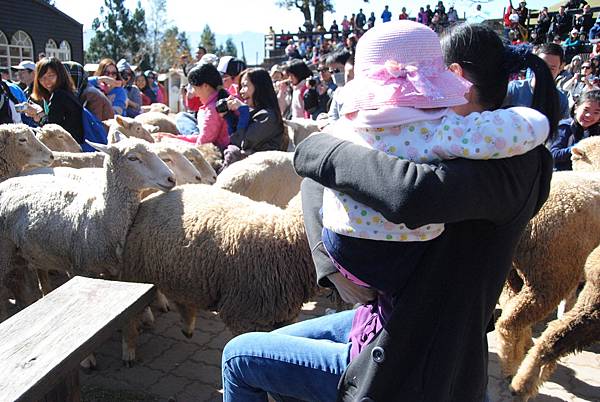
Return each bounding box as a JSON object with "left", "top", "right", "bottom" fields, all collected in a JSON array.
[
  {"left": 135, "top": 112, "right": 179, "bottom": 135},
  {"left": 215, "top": 151, "right": 301, "bottom": 208},
  {"left": 105, "top": 115, "right": 156, "bottom": 143},
  {"left": 0, "top": 136, "right": 176, "bottom": 321},
  {"left": 509, "top": 244, "right": 600, "bottom": 401},
  {"left": 0, "top": 124, "right": 54, "bottom": 181},
  {"left": 496, "top": 170, "right": 600, "bottom": 381},
  {"left": 120, "top": 185, "right": 316, "bottom": 364},
  {"left": 51, "top": 151, "right": 106, "bottom": 169},
  {"left": 35, "top": 124, "right": 81, "bottom": 153},
  {"left": 155, "top": 137, "right": 223, "bottom": 173}
]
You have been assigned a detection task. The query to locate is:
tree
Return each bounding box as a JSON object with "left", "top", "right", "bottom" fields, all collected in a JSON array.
[
  {"left": 158, "top": 27, "right": 192, "bottom": 70},
  {"left": 224, "top": 38, "right": 238, "bottom": 57},
  {"left": 276, "top": 0, "right": 369, "bottom": 29},
  {"left": 86, "top": 0, "right": 147, "bottom": 64},
  {"left": 147, "top": 0, "right": 168, "bottom": 66},
  {"left": 200, "top": 25, "right": 216, "bottom": 54}
]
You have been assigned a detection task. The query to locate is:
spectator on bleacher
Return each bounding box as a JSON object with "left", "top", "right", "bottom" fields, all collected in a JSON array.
[
  {"left": 63, "top": 61, "right": 113, "bottom": 122},
  {"left": 117, "top": 59, "right": 141, "bottom": 118},
  {"left": 399, "top": 7, "right": 409, "bottom": 20},
  {"left": 368, "top": 12, "right": 376, "bottom": 29},
  {"left": 589, "top": 16, "right": 600, "bottom": 40},
  {"left": 553, "top": 35, "right": 563, "bottom": 44},
  {"left": 557, "top": 55, "right": 582, "bottom": 89},
  {"left": 564, "top": 28, "right": 584, "bottom": 62},
  {"left": 574, "top": 4, "right": 595, "bottom": 35},
  {"left": 561, "top": 61, "right": 598, "bottom": 106},
  {"left": 25, "top": 57, "right": 84, "bottom": 143},
  {"left": 356, "top": 9, "right": 366, "bottom": 31},
  {"left": 447, "top": 7, "right": 459, "bottom": 24},
  {"left": 551, "top": 89, "right": 600, "bottom": 170},
  {"left": 535, "top": 7, "right": 552, "bottom": 43},
  {"left": 144, "top": 70, "right": 166, "bottom": 104},
  {"left": 285, "top": 39, "right": 299, "bottom": 60},
  {"left": 89, "top": 58, "right": 127, "bottom": 116},
  {"left": 381, "top": 5, "right": 392, "bottom": 23},
  {"left": 517, "top": 1, "right": 528, "bottom": 27},
  {"left": 418, "top": 7, "right": 429, "bottom": 24},
  {"left": 350, "top": 13, "right": 356, "bottom": 32},
  {"left": 346, "top": 33, "right": 358, "bottom": 54},
  {"left": 330, "top": 20, "right": 339, "bottom": 40},
  {"left": 551, "top": 6, "right": 572, "bottom": 38},
  {"left": 435, "top": 0, "right": 446, "bottom": 17},
  {"left": 10, "top": 60, "right": 35, "bottom": 96},
  {"left": 425, "top": 4, "right": 434, "bottom": 21},
  {"left": 592, "top": 41, "right": 600, "bottom": 57},
  {"left": 284, "top": 59, "right": 312, "bottom": 118},
  {"left": 341, "top": 16, "right": 351, "bottom": 35},
  {"left": 504, "top": 43, "right": 570, "bottom": 120},
  {"left": 564, "top": 0, "right": 588, "bottom": 11},
  {"left": 318, "top": 58, "right": 337, "bottom": 94}
]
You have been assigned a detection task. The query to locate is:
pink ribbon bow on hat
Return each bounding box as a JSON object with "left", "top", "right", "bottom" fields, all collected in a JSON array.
[{"left": 367, "top": 59, "right": 445, "bottom": 100}]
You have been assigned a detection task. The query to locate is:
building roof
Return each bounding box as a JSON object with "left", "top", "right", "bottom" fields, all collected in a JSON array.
[{"left": 33, "top": 0, "right": 83, "bottom": 28}]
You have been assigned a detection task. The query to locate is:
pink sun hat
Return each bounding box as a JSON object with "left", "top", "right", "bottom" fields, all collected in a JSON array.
[{"left": 341, "top": 20, "right": 472, "bottom": 114}]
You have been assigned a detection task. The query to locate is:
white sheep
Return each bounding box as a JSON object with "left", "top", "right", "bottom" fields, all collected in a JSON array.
[
  {"left": 135, "top": 112, "right": 179, "bottom": 135},
  {"left": 51, "top": 151, "right": 106, "bottom": 169},
  {"left": 215, "top": 151, "right": 302, "bottom": 208},
  {"left": 104, "top": 115, "right": 156, "bottom": 143},
  {"left": 141, "top": 103, "right": 170, "bottom": 114},
  {"left": 0, "top": 124, "right": 54, "bottom": 181},
  {"left": 35, "top": 124, "right": 81, "bottom": 153},
  {"left": 0, "top": 136, "right": 176, "bottom": 321},
  {"left": 120, "top": 185, "right": 316, "bottom": 364},
  {"left": 284, "top": 118, "right": 320, "bottom": 151}
]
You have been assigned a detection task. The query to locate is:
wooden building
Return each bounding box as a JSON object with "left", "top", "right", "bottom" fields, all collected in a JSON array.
[{"left": 0, "top": 0, "right": 83, "bottom": 73}]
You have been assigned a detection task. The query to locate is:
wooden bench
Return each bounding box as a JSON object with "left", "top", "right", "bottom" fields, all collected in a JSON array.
[{"left": 0, "top": 276, "right": 154, "bottom": 402}]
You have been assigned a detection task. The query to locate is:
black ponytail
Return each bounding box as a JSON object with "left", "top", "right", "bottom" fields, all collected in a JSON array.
[{"left": 442, "top": 24, "right": 560, "bottom": 140}]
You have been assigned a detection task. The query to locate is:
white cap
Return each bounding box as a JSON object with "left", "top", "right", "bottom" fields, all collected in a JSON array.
[
  {"left": 11, "top": 60, "right": 35, "bottom": 71},
  {"left": 217, "top": 56, "right": 234, "bottom": 75}
]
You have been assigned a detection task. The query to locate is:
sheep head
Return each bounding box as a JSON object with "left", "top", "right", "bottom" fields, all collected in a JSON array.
[
  {"left": 572, "top": 136, "right": 600, "bottom": 172},
  {"left": 0, "top": 124, "right": 54, "bottom": 174},
  {"left": 109, "top": 115, "right": 155, "bottom": 143},
  {"left": 86, "top": 137, "right": 176, "bottom": 193},
  {"left": 150, "top": 144, "right": 204, "bottom": 185},
  {"left": 181, "top": 147, "right": 217, "bottom": 184},
  {"left": 35, "top": 124, "right": 81, "bottom": 153}
]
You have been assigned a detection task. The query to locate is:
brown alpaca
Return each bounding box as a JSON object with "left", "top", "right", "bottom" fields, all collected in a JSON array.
[
  {"left": 496, "top": 137, "right": 600, "bottom": 389},
  {"left": 509, "top": 244, "right": 600, "bottom": 401}
]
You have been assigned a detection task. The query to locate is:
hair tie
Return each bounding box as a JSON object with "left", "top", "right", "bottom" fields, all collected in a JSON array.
[{"left": 502, "top": 44, "right": 533, "bottom": 75}]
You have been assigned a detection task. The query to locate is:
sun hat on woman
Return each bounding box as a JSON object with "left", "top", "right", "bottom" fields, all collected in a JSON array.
[{"left": 342, "top": 20, "right": 472, "bottom": 113}]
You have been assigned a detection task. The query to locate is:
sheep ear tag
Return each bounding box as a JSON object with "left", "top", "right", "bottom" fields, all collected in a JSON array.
[{"left": 85, "top": 140, "right": 110, "bottom": 154}]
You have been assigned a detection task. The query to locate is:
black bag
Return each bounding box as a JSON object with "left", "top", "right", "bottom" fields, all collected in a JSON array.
[
  {"left": 303, "top": 87, "right": 319, "bottom": 113},
  {"left": 0, "top": 81, "right": 18, "bottom": 124}
]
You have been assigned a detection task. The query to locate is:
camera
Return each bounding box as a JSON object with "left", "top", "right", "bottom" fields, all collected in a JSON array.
[
  {"left": 215, "top": 98, "right": 229, "bottom": 113},
  {"left": 14, "top": 103, "right": 28, "bottom": 113}
]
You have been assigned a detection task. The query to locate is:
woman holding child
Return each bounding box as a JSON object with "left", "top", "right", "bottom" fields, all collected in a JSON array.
[{"left": 221, "top": 22, "right": 559, "bottom": 402}]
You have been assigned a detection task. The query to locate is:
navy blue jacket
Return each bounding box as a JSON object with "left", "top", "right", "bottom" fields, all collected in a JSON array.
[{"left": 550, "top": 118, "right": 600, "bottom": 170}]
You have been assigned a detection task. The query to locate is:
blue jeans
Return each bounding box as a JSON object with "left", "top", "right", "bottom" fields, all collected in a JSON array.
[{"left": 221, "top": 310, "right": 355, "bottom": 402}]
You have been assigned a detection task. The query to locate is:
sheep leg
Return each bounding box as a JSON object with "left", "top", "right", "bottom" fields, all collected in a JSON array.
[
  {"left": 175, "top": 302, "right": 196, "bottom": 338},
  {"left": 140, "top": 306, "right": 155, "bottom": 327},
  {"left": 510, "top": 279, "right": 600, "bottom": 401},
  {"left": 122, "top": 319, "right": 139, "bottom": 367},
  {"left": 80, "top": 353, "right": 97, "bottom": 370},
  {"left": 153, "top": 290, "right": 170, "bottom": 312}
]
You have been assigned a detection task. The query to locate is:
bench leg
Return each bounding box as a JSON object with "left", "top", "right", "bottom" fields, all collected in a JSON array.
[{"left": 41, "top": 367, "right": 80, "bottom": 402}]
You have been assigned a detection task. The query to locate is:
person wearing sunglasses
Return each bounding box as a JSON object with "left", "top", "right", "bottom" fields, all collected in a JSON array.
[
  {"left": 563, "top": 62, "right": 600, "bottom": 106},
  {"left": 117, "top": 59, "right": 142, "bottom": 118},
  {"left": 88, "top": 58, "right": 127, "bottom": 116}
]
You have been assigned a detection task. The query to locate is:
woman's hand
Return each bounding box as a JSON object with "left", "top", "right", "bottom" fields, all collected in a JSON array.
[
  {"left": 98, "top": 76, "right": 122, "bottom": 89},
  {"left": 226, "top": 96, "right": 245, "bottom": 112},
  {"left": 327, "top": 272, "right": 377, "bottom": 305},
  {"left": 22, "top": 103, "right": 43, "bottom": 121}
]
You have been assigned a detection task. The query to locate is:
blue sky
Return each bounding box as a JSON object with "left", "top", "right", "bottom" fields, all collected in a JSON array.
[{"left": 54, "top": 0, "right": 550, "bottom": 64}]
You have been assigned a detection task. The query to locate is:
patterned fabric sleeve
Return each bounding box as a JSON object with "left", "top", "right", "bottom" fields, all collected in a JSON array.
[{"left": 428, "top": 107, "right": 549, "bottom": 160}]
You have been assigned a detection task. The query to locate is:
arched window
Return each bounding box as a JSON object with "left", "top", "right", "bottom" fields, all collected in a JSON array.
[
  {"left": 58, "top": 40, "right": 71, "bottom": 61},
  {"left": 9, "top": 30, "right": 34, "bottom": 68},
  {"left": 0, "top": 31, "right": 8, "bottom": 71},
  {"left": 45, "top": 38, "right": 58, "bottom": 59}
]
